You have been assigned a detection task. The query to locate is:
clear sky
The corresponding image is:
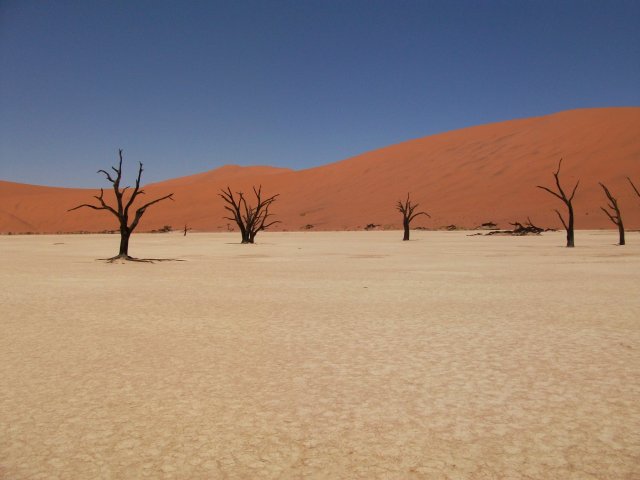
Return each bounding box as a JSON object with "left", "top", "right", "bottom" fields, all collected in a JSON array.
[{"left": 1, "top": 0, "right": 639, "bottom": 187}]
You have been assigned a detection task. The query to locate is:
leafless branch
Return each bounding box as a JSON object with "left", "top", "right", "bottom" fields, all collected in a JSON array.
[
  {"left": 628, "top": 177, "right": 640, "bottom": 198},
  {"left": 599, "top": 182, "right": 625, "bottom": 245},
  {"left": 554, "top": 209, "right": 568, "bottom": 230}
]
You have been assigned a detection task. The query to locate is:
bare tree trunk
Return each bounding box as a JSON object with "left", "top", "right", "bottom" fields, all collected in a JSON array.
[
  {"left": 618, "top": 220, "right": 625, "bottom": 246},
  {"left": 403, "top": 219, "right": 410, "bottom": 241},
  {"left": 567, "top": 204, "right": 575, "bottom": 248},
  {"left": 119, "top": 229, "right": 131, "bottom": 256}
]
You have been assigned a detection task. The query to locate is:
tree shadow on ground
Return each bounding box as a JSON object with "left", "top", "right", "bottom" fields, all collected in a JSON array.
[{"left": 98, "top": 254, "right": 185, "bottom": 263}]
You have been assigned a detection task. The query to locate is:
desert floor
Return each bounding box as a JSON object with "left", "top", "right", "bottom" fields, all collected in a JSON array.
[{"left": 1, "top": 231, "right": 639, "bottom": 479}]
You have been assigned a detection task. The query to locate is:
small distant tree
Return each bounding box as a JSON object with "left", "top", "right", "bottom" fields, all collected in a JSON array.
[
  {"left": 537, "top": 159, "right": 579, "bottom": 247},
  {"left": 68, "top": 149, "right": 173, "bottom": 260},
  {"left": 599, "top": 183, "right": 625, "bottom": 246},
  {"left": 396, "top": 193, "right": 430, "bottom": 241},
  {"left": 219, "top": 186, "right": 279, "bottom": 243}
]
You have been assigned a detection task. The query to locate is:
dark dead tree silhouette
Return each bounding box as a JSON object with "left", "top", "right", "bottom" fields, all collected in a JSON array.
[
  {"left": 536, "top": 159, "right": 579, "bottom": 247},
  {"left": 219, "top": 186, "right": 279, "bottom": 243},
  {"left": 396, "top": 193, "right": 430, "bottom": 241},
  {"left": 68, "top": 149, "right": 174, "bottom": 261},
  {"left": 508, "top": 217, "right": 545, "bottom": 235},
  {"left": 599, "top": 183, "right": 625, "bottom": 246}
]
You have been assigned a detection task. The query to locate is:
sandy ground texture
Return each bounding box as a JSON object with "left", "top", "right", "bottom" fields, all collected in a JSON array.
[{"left": 1, "top": 230, "right": 639, "bottom": 479}]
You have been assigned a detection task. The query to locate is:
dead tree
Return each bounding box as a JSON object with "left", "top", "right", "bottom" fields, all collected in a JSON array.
[
  {"left": 599, "top": 183, "right": 625, "bottom": 245},
  {"left": 482, "top": 217, "right": 549, "bottom": 236},
  {"left": 508, "top": 217, "right": 545, "bottom": 235},
  {"left": 537, "top": 159, "right": 579, "bottom": 247},
  {"left": 219, "top": 186, "right": 279, "bottom": 243},
  {"left": 68, "top": 149, "right": 173, "bottom": 260},
  {"left": 396, "top": 193, "right": 430, "bottom": 241},
  {"left": 183, "top": 224, "right": 192, "bottom": 236}
]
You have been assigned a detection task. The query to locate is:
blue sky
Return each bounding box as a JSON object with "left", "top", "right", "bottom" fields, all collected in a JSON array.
[{"left": 1, "top": 0, "right": 639, "bottom": 187}]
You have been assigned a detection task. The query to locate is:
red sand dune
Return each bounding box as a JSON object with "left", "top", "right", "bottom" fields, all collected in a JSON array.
[{"left": 1, "top": 107, "right": 639, "bottom": 234}]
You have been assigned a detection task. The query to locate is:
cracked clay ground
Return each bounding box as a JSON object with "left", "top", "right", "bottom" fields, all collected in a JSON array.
[{"left": 1, "top": 231, "right": 639, "bottom": 479}]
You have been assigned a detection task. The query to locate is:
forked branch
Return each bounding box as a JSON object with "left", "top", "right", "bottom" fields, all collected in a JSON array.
[
  {"left": 68, "top": 188, "right": 119, "bottom": 217},
  {"left": 599, "top": 182, "right": 625, "bottom": 245}
]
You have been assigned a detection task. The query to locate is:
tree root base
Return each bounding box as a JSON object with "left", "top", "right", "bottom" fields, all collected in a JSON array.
[{"left": 99, "top": 254, "right": 183, "bottom": 263}]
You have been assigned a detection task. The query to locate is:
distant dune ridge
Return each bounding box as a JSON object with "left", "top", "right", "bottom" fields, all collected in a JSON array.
[{"left": 1, "top": 107, "right": 639, "bottom": 234}]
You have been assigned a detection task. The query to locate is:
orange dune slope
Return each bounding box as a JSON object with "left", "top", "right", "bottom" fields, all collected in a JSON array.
[{"left": 1, "top": 107, "right": 639, "bottom": 234}]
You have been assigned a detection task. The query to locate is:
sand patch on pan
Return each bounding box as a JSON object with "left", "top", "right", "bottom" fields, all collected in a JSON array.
[{"left": 1, "top": 231, "right": 639, "bottom": 478}]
